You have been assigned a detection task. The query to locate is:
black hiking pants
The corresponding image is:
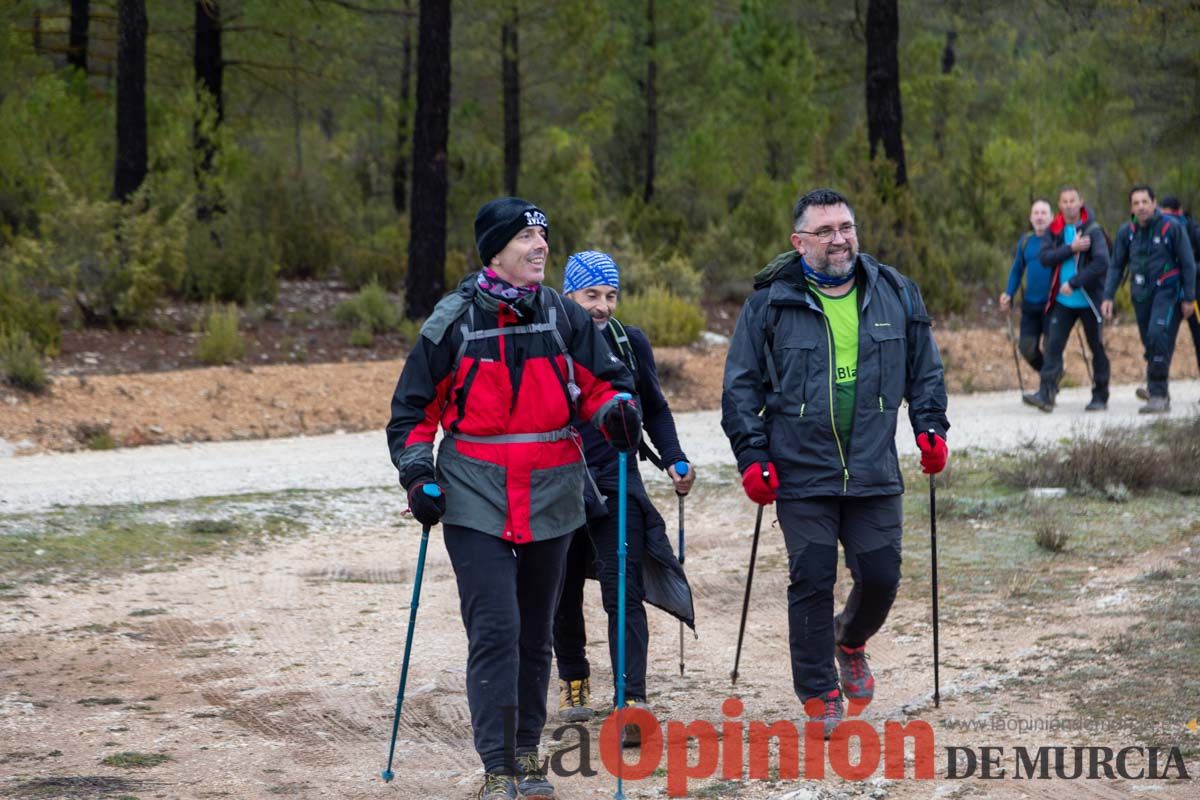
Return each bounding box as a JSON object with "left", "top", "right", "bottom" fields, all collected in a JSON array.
[
  {"left": 443, "top": 524, "right": 572, "bottom": 774},
  {"left": 1134, "top": 286, "right": 1185, "bottom": 398},
  {"left": 553, "top": 490, "right": 650, "bottom": 703},
  {"left": 1018, "top": 300, "right": 1048, "bottom": 372},
  {"left": 776, "top": 495, "right": 902, "bottom": 699},
  {"left": 1039, "top": 302, "right": 1109, "bottom": 402}
]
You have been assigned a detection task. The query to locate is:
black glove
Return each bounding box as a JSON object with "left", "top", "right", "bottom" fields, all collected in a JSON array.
[
  {"left": 407, "top": 481, "right": 446, "bottom": 528},
  {"left": 601, "top": 395, "right": 641, "bottom": 453}
]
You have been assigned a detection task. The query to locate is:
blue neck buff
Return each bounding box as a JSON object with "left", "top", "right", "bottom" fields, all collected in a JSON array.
[{"left": 802, "top": 256, "right": 855, "bottom": 288}]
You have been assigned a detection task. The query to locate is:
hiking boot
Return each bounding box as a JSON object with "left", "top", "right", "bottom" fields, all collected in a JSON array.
[
  {"left": 618, "top": 698, "right": 651, "bottom": 748},
  {"left": 1022, "top": 390, "right": 1055, "bottom": 412},
  {"left": 558, "top": 678, "right": 594, "bottom": 723},
  {"left": 803, "top": 688, "right": 844, "bottom": 740},
  {"left": 477, "top": 773, "right": 518, "bottom": 800},
  {"left": 515, "top": 752, "right": 556, "bottom": 799},
  {"left": 1138, "top": 396, "right": 1170, "bottom": 414},
  {"left": 1136, "top": 385, "right": 1150, "bottom": 401},
  {"left": 1084, "top": 398, "right": 1107, "bottom": 412},
  {"left": 835, "top": 643, "right": 875, "bottom": 702}
]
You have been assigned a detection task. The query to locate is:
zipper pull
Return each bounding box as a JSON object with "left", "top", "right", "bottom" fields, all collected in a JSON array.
[
  {"left": 878, "top": 396, "right": 884, "bottom": 412},
  {"left": 800, "top": 402, "right": 806, "bottom": 417},
  {"left": 843, "top": 468, "right": 850, "bottom": 492}
]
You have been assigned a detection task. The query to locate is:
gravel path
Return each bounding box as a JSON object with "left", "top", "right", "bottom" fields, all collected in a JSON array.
[{"left": 2, "top": 380, "right": 1196, "bottom": 516}]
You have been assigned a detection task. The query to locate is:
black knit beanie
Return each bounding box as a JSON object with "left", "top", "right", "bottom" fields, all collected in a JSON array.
[{"left": 474, "top": 197, "right": 548, "bottom": 267}]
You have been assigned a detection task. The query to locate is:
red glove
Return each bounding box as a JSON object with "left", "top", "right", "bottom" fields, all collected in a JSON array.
[
  {"left": 741, "top": 462, "right": 779, "bottom": 505},
  {"left": 916, "top": 432, "right": 948, "bottom": 474}
]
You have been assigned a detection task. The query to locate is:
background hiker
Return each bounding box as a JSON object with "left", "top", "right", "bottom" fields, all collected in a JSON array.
[
  {"left": 1160, "top": 196, "right": 1200, "bottom": 379},
  {"left": 552, "top": 250, "right": 696, "bottom": 746},
  {"left": 999, "top": 199, "right": 1055, "bottom": 374},
  {"left": 1102, "top": 185, "right": 1197, "bottom": 413},
  {"left": 1024, "top": 185, "right": 1111, "bottom": 412}
]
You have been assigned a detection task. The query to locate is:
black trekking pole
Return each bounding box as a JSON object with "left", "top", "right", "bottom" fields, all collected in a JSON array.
[
  {"left": 1005, "top": 306, "right": 1026, "bottom": 395},
  {"left": 731, "top": 469, "right": 768, "bottom": 687},
  {"left": 675, "top": 461, "right": 689, "bottom": 676},
  {"left": 927, "top": 450, "right": 941, "bottom": 709},
  {"left": 1075, "top": 326, "right": 1094, "bottom": 384},
  {"left": 381, "top": 513, "right": 435, "bottom": 782}
]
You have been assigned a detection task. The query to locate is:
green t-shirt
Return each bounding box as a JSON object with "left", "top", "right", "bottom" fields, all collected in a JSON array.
[{"left": 813, "top": 284, "right": 858, "bottom": 449}]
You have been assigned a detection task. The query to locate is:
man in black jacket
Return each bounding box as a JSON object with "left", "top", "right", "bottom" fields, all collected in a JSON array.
[
  {"left": 1101, "top": 185, "right": 1197, "bottom": 413},
  {"left": 1160, "top": 196, "right": 1200, "bottom": 377},
  {"left": 1023, "top": 185, "right": 1111, "bottom": 412},
  {"left": 552, "top": 251, "right": 696, "bottom": 744},
  {"left": 721, "top": 188, "right": 949, "bottom": 737}
]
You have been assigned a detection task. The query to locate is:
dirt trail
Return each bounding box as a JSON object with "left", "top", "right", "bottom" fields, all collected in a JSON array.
[{"left": 2, "top": 479, "right": 1197, "bottom": 799}]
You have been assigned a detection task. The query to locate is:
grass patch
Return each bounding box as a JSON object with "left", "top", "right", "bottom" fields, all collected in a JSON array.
[
  {"left": 1033, "top": 537, "right": 1200, "bottom": 745},
  {"left": 0, "top": 328, "right": 48, "bottom": 393},
  {"left": 998, "top": 416, "right": 1200, "bottom": 495},
  {"left": 333, "top": 281, "right": 400, "bottom": 348},
  {"left": 5, "top": 776, "right": 151, "bottom": 798},
  {"left": 0, "top": 508, "right": 304, "bottom": 589},
  {"left": 186, "top": 518, "right": 236, "bottom": 535},
  {"left": 100, "top": 751, "right": 170, "bottom": 769},
  {"left": 196, "top": 303, "right": 246, "bottom": 365},
  {"left": 1033, "top": 519, "right": 1069, "bottom": 552},
  {"left": 73, "top": 422, "right": 116, "bottom": 451}
]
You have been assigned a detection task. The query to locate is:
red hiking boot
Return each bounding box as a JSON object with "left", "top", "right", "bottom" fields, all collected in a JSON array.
[{"left": 836, "top": 643, "right": 875, "bottom": 705}]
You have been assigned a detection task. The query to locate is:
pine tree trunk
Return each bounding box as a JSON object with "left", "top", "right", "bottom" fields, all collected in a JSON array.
[
  {"left": 68, "top": 0, "right": 89, "bottom": 72},
  {"left": 643, "top": 0, "right": 657, "bottom": 204},
  {"left": 113, "top": 0, "right": 148, "bottom": 202},
  {"left": 501, "top": 3, "right": 520, "bottom": 197},
  {"left": 392, "top": 0, "right": 414, "bottom": 213},
  {"left": 405, "top": 0, "right": 451, "bottom": 320},
  {"left": 194, "top": 0, "right": 224, "bottom": 219},
  {"left": 865, "top": 0, "right": 906, "bottom": 187}
]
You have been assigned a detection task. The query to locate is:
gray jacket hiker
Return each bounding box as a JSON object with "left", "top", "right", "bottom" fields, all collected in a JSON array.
[{"left": 721, "top": 251, "right": 949, "bottom": 499}]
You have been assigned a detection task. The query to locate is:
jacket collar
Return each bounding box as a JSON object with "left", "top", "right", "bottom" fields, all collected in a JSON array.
[
  {"left": 765, "top": 253, "right": 881, "bottom": 309},
  {"left": 1049, "top": 206, "right": 1091, "bottom": 236}
]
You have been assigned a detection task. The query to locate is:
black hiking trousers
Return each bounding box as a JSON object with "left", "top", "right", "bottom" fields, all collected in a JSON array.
[
  {"left": 1039, "top": 302, "right": 1110, "bottom": 402},
  {"left": 443, "top": 524, "right": 572, "bottom": 774},
  {"left": 776, "top": 495, "right": 903, "bottom": 699},
  {"left": 553, "top": 489, "right": 650, "bottom": 704}
]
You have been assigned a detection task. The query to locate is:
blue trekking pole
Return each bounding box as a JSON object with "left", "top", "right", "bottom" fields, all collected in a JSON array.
[
  {"left": 674, "top": 461, "right": 689, "bottom": 676},
  {"left": 381, "top": 486, "right": 439, "bottom": 783},
  {"left": 616, "top": 447, "right": 629, "bottom": 800}
]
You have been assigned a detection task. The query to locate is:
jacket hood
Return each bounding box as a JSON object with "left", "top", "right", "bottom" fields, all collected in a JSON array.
[
  {"left": 753, "top": 251, "right": 803, "bottom": 289},
  {"left": 1049, "top": 206, "right": 1092, "bottom": 236}
]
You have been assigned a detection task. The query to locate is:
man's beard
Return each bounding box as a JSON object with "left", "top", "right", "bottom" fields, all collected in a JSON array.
[{"left": 808, "top": 244, "right": 857, "bottom": 277}]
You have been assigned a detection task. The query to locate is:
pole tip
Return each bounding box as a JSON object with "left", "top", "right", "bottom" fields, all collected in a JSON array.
[
  {"left": 730, "top": 671, "right": 738, "bottom": 686},
  {"left": 381, "top": 770, "right": 394, "bottom": 782}
]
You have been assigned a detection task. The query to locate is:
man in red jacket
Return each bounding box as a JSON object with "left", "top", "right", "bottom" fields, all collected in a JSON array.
[{"left": 386, "top": 197, "right": 641, "bottom": 800}]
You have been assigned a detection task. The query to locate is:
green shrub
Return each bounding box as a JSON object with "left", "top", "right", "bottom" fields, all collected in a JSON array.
[
  {"left": 196, "top": 304, "right": 246, "bottom": 365},
  {"left": 0, "top": 328, "right": 48, "bottom": 393},
  {"left": 618, "top": 286, "right": 705, "bottom": 346},
  {"left": 183, "top": 208, "right": 280, "bottom": 304},
  {"left": 333, "top": 281, "right": 400, "bottom": 334},
  {"left": 349, "top": 326, "right": 374, "bottom": 347},
  {"left": 337, "top": 221, "right": 408, "bottom": 290},
  {"left": 29, "top": 170, "right": 189, "bottom": 328},
  {"left": 0, "top": 245, "right": 61, "bottom": 354}
]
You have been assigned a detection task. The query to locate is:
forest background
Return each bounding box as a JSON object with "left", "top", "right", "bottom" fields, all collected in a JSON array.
[{"left": 1, "top": 0, "right": 1198, "bottom": 372}]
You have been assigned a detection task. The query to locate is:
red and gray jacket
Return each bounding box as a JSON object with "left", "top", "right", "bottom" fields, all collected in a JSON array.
[{"left": 386, "top": 275, "right": 636, "bottom": 544}]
